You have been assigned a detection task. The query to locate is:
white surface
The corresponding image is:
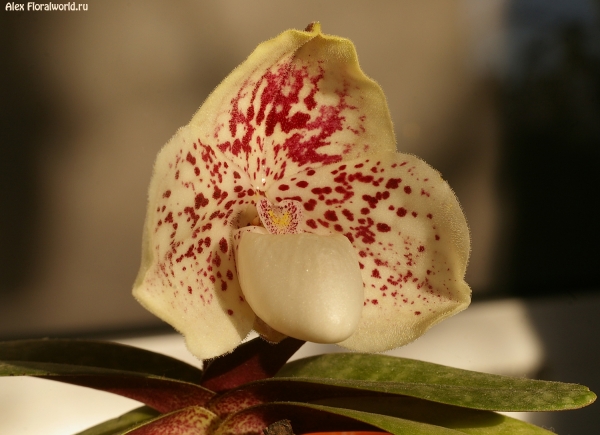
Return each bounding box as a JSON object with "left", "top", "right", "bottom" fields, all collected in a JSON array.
[
  {"left": 0, "top": 298, "right": 543, "bottom": 434},
  {"left": 238, "top": 232, "right": 364, "bottom": 344}
]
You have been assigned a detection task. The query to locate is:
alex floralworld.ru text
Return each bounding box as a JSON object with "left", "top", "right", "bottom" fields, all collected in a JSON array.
[{"left": 5, "top": 2, "right": 88, "bottom": 11}]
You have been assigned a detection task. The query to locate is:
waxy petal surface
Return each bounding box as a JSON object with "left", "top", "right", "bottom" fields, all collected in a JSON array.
[
  {"left": 236, "top": 232, "right": 364, "bottom": 343},
  {"left": 266, "top": 151, "right": 470, "bottom": 352}
]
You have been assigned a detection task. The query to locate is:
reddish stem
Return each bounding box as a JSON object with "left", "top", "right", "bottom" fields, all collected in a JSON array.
[{"left": 200, "top": 337, "right": 305, "bottom": 392}]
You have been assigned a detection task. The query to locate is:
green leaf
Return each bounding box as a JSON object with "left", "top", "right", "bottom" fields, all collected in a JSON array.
[
  {"left": 0, "top": 339, "right": 203, "bottom": 383},
  {"left": 74, "top": 406, "right": 160, "bottom": 435},
  {"left": 217, "top": 401, "right": 463, "bottom": 435},
  {"left": 200, "top": 337, "right": 304, "bottom": 392},
  {"left": 123, "top": 406, "right": 218, "bottom": 435},
  {"left": 311, "top": 396, "right": 556, "bottom": 435},
  {"left": 276, "top": 353, "right": 596, "bottom": 411},
  {"left": 75, "top": 399, "right": 554, "bottom": 435},
  {"left": 73, "top": 406, "right": 217, "bottom": 435},
  {"left": 0, "top": 360, "right": 214, "bottom": 413}
]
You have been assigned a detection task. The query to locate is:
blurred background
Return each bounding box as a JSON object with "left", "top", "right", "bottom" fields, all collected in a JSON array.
[{"left": 1, "top": 0, "right": 599, "bottom": 433}]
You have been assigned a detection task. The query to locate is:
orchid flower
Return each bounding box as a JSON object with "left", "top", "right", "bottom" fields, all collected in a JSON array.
[{"left": 133, "top": 23, "right": 471, "bottom": 360}]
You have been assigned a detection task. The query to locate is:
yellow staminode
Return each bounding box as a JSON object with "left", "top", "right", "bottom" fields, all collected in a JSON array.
[{"left": 267, "top": 209, "right": 292, "bottom": 229}]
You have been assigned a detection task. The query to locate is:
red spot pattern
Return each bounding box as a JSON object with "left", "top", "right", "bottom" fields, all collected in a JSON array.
[
  {"left": 377, "top": 223, "right": 391, "bottom": 232},
  {"left": 268, "top": 154, "right": 457, "bottom": 324},
  {"left": 150, "top": 140, "right": 254, "bottom": 315},
  {"left": 324, "top": 210, "right": 338, "bottom": 221},
  {"left": 258, "top": 198, "right": 303, "bottom": 234},
  {"left": 304, "top": 199, "right": 317, "bottom": 211},
  {"left": 214, "top": 58, "right": 373, "bottom": 186},
  {"left": 141, "top": 34, "right": 466, "bottom": 353},
  {"left": 219, "top": 238, "right": 229, "bottom": 253}
]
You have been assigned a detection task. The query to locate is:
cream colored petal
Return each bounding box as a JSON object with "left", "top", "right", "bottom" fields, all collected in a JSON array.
[
  {"left": 133, "top": 127, "right": 257, "bottom": 360},
  {"left": 134, "top": 23, "right": 467, "bottom": 359},
  {"left": 266, "top": 151, "right": 471, "bottom": 352},
  {"left": 189, "top": 23, "right": 396, "bottom": 193}
]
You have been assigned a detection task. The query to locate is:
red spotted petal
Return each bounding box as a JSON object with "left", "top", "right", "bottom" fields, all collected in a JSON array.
[
  {"left": 134, "top": 23, "right": 468, "bottom": 359},
  {"left": 133, "top": 127, "right": 257, "bottom": 359},
  {"left": 266, "top": 151, "right": 471, "bottom": 352},
  {"left": 188, "top": 23, "right": 396, "bottom": 192}
]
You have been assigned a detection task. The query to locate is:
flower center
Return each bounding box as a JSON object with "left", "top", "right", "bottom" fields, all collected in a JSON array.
[
  {"left": 233, "top": 198, "right": 364, "bottom": 344},
  {"left": 257, "top": 198, "right": 303, "bottom": 234}
]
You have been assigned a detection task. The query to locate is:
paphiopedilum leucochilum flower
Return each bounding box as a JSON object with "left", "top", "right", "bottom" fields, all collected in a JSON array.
[
  {"left": 133, "top": 22, "right": 471, "bottom": 360},
  {"left": 0, "top": 24, "right": 595, "bottom": 435}
]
